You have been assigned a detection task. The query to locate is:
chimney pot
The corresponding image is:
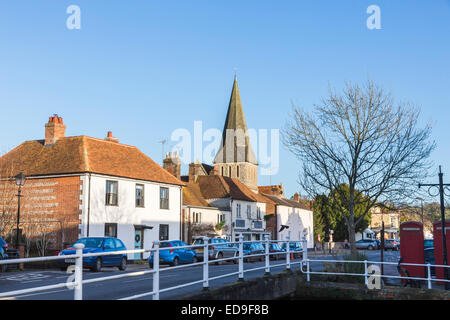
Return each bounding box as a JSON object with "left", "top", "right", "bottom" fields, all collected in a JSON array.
[{"left": 45, "top": 114, "right": 66, "bottom": 145}]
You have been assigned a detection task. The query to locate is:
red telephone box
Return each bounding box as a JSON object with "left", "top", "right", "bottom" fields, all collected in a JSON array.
[
  {"left": 433, "top": 220, "right": 450, "bottom": 283},
  {"left": 400, "top": 221, "right": 425, "bottom": 278}
]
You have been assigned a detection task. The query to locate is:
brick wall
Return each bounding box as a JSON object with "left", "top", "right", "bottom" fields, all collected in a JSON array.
[{"left": 2, "top": 175, "right": 82, "bottom": 250}]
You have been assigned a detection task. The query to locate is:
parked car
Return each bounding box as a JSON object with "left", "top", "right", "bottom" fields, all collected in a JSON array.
[
  {"left": 58, "top": 237, "right": 128, "bottom": 272},
  {"left": 192, "top": 237, "right": 238, "bottom": 264},
  {"left": 384, "top": 239, "right": 400, "bottom": 251},
  {"left": 149, "top": 240, "right": 198, "bottom": 267},
  {"left": 263, "top": 242, "right": 285, "bottom": 260},
  {"left": 424, "top": 239, "right": 433, "bottom": 249},
  {"left": 374, "top": 239, "right": 381, "bottom": 250},
  {"left": 243, "top": 242, "right": 265, "bottom": 262},
  {"left": 281, "top": 241, "right": 303, "bottom": 259},
  {"left": 0, "top": 237, "right": 8, "bottom": 272},
  {"left": 355, "top": 239, "right": 378, "bottom": 250}
]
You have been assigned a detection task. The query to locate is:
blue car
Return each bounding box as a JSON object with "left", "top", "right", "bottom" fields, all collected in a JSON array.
[
  {"left": 281, "top": 241, "right": 304, "bottom": 259},
  {"left": 0, "top": 237, "right": 8, "bottom": 272},
  {"left": 243, "top": 242, "right": 265, "bottom": 262},
  {"left": 58, "top": 237, "right": 127, "bottom": 272},
  {"left": 149, "top": 240, "right": 198, "bottom": 267}
]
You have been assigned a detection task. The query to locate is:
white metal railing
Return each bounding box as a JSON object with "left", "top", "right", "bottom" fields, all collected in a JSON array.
[
  {"left": 0, "top": 235, "right": 306, "bottom": 300},
  {"left": 300, "top": 257, "right": 450, "bottom": 289},
  {"left": 3, "top": 236, "right": 446, "bottom": 300}
]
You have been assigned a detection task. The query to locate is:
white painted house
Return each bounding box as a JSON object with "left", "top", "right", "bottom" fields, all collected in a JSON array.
[
  {"left": 0, "top": 116, "right": 185, "bottom": 260},
  {"left": 260, "top": 189, "right": 314, "bottom": 249},
  {"left": 80, "top": 173, "right": 183, "bottom": 261}
]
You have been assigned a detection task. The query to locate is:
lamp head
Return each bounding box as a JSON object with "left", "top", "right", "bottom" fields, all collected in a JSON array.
[{"left": 15, "top": 172, "right": 26, "bottom": 187}]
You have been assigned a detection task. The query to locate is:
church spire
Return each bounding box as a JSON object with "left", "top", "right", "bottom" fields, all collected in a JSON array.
[{"left": 214, "top": 76, "right": 257, "bottom": 165}]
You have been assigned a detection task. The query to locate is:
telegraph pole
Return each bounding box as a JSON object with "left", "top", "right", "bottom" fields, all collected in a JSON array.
[{"left": 419, "top": 166, "right": 450, "bottom": 289}]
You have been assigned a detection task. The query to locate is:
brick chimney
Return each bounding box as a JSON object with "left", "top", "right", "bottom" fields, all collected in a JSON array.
[
  {"left": 104, "top": 131, "right": 119, "bottom": 143},
  {"left": 45, "top": 114, "right": 66, "bottom": 146},
  {"left": 293, "top": 192, "right": 300, "bottom": 202},
  {"left": 163, "top": 152, "right": 181, "bottom": 180}
]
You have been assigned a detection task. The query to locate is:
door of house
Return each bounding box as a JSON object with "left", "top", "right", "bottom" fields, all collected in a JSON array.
[{"left": 134, "top": 229, "right": 143, "bottom": 260}]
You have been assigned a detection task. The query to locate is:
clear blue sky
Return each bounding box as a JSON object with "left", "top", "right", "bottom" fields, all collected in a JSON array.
[{"left": 1, "top": 1, "right": 449, "bottom": 200}]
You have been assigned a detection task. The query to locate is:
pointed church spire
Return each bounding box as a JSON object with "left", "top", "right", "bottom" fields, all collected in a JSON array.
[{"left": 214, "top": 76, "right": 257, "bottom": 165}]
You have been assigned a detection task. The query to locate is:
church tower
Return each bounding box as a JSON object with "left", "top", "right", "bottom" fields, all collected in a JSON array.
[{"left": 214, "top": 75, "right": 258, "bottom": 192}]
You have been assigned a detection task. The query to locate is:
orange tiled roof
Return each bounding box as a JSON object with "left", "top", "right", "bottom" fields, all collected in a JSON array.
[
  {"left": 0, "top": 136, "right": 185, "bottom": 186},
  {"left": 195, "top": 175, "right": 277, "bottom": 204},
  {"left": 183, "top": 182, "right": 211, "bottom": 207}
]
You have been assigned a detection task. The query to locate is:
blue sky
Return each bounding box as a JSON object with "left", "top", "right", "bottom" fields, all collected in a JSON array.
[{"left": 1, "top": 1, "right": 449, "bottom": 200}]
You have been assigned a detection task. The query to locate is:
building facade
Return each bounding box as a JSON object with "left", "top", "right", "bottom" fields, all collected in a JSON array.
[{"left": 0, "top": 115, "right": 184, "bottom": 260}]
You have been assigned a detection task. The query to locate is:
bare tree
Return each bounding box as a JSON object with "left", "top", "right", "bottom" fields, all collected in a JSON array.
[
  {"left": 282, "top": 80, "right": 435, "bottom": 255},
  {"left": 0, "top": 156, "right": 18, "bottom": 238}
]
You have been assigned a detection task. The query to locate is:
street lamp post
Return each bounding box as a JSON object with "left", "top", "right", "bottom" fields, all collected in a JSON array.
[
  {"left": 14, "top": 172, "right": 26, "bottom": 249},
  {"left": 419, "top": 166, "right": 450, "bottom": 290},
  {"left": 416, "top": 197, "right": 424, "bottom": 227}
]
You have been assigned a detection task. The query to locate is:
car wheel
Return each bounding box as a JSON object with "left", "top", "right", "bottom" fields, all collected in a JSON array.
[
  {"left": 118, "top": 257, "right": 127, "bottom": 271},
  {"left": 171, "top": 257, "right": 179, "bottom": 266},
  {"left": 192, "top": 256, "right": 198, "bottom": 264},
  {"left": 92, "top": 258, "right": 102, "bottom": 272},
  {"left": 215, "top": 252, "right": 223, "bottom": 265},
  {"left": 368, "top": 245, "right": 373, "bottom": 250},
  {"left": 232, "top": 253, "right": 237, "bottom": 264}
]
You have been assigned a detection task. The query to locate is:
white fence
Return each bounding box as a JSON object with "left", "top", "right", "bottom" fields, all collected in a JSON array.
[
  {"left": 0, "top": 236, "right": 449, "bottom": 300},
  {"left": 302, "top": 258, "right": 450, "bottom": 289},
  {"left": 0, "top": 235, "right": 306, "bottom": 300}
]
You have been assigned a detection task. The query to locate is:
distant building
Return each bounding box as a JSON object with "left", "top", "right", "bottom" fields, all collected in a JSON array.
[
  {"left": 369, "top": 206, "right": 400, "bottom": 239},
  {"left": 259, "top": 185, "right": 314, "bottom": 248}
]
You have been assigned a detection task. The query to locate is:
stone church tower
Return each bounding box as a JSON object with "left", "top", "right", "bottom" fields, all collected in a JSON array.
[{"left": 214, "top": 76, "right": 258, "bottom": 192}]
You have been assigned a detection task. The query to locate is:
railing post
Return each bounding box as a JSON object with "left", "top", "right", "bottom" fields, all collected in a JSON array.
[
  {"left": 302, "top": 238, "right": 308, "bottom": 261},
  {"left": 286, "top": 236, "right": 291, "bottom": 270},
  {"left": 152, "top": 241, "right": 160, "bottom": 300},
  {"left": 364, "top": 260, "right": 368, "bottom": 286},
  {"left": 73, "top": 243, "right": 84, "bottom": 300},
  {"left": 306, "top": 259, "right": 310, "bottom": 282},
  {"left": 238, "top": 235, "right": 244, "bottom": 281},
  {"left": 264, "top": 235, "right": 270, "bottom": 275},
  {"left": 203, "top": 236, "right": 209, "bottom": 290},
  {"left": 427, "top": 263, "right": 432, "bottom": 289}
]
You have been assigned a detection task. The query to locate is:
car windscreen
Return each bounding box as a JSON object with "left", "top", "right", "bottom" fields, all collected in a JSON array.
[
  {"left": 192, "top": 239, "right": 204, "bottom": 245},
  {"left": 75, "top": 238, "right": 103, "bottom": 248},
  {"left": 254, "top": 243, "right": 264, "bottom": 250},
  {"left": 271, "top": 243, "right": 282, "bottom": 250},
  {"left": 160, "top": 242, "right": 173, "bottom": 248}
]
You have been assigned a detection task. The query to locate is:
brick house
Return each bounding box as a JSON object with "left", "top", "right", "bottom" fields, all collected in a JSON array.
[{"left": 0, "top": 115, "right": 185, "bottom": 259}]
